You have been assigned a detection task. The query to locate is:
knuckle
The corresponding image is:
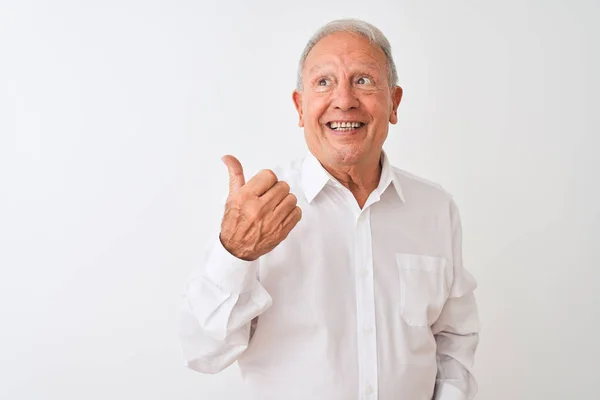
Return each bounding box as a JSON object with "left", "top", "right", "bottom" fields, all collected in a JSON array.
[
  {"left": 260, "top": 169, "right": 278, "bottom": 182},
  {"left": 279, "top": 181, "right": 290, "bottom": 193},
  {"left": 287, "top": 193, "right": 298, "bottom": 205},
  {"left": 292, "top": 209, "right": 302, "bottom": 223}
]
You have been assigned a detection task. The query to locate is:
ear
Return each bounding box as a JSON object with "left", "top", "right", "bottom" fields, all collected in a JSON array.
[
  {"left": 389, "top": 86, "right": 403, "bottom": 125},
  {"left": 292, "top": 90, "right": 304, "bottom": 127}
]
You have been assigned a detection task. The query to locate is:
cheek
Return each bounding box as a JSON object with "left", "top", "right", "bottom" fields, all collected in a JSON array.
[
  {"left": 305, "top": 97, "right": 329, "bottom": 125},
  {"left": 363, "top": 95, "right": 391, "bottom": 121}
]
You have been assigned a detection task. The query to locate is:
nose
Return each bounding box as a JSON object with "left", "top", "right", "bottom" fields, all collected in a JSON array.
[{"left": 331, "top": 81, "right": 359, "bottom": 111}]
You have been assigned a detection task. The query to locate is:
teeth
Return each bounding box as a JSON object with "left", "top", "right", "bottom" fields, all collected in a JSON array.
[{"left": 330, "top": 121, "right": 363, "bottom": 129}]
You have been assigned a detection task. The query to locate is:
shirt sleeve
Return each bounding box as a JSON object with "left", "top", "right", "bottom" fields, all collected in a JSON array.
[
  {"left": 178, "top": 234, "right": 272, "bottom": 374},
  {"left": 431, "top": 198, "right": 480, "bottom": 400}
]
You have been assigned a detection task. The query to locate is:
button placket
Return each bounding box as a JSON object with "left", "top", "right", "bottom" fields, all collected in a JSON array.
[{"left": 355, "top": 208, "right": 378, "bottom": 400}]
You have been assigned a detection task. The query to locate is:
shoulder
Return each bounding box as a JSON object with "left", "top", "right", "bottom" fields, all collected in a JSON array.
[{"left": 391, "top": 165, "right": 456, "bottom": 208}]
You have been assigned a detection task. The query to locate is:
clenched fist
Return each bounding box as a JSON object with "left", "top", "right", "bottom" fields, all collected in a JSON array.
[{"left": 219, "top": 155, "right": 302, "bottom": 261}]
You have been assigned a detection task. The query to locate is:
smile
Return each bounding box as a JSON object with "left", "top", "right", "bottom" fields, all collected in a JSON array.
[{"left": 326, "top": 121, "right": 366, "bottom": 131}]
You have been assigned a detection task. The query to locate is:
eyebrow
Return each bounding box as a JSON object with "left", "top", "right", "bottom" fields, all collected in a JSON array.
[{"left": 308, "top": 62, "right": 381, "bottom": 75}]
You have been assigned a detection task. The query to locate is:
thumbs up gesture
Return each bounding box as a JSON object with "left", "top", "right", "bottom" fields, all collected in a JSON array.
[{"left": 219, "top": 155, "right": 302, "bottom": 261}]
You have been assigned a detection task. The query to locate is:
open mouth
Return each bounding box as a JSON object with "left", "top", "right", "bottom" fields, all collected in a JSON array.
[{"left": 326, "top": 121, "right": 366, "bottom": 132}]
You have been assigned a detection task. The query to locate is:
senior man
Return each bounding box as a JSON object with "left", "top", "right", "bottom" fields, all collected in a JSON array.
[{"left": 179, "top": 18, "right": 480, "bottom": 400}]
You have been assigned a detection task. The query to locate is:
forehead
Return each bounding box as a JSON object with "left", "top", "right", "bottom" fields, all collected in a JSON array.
[{"left": 304, "top": 32, "right": 387, "bottom": 73}]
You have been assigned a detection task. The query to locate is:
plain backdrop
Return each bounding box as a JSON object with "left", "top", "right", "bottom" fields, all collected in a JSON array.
[{"left": 1, "top": 0, "right": 599, "bottom": 399}]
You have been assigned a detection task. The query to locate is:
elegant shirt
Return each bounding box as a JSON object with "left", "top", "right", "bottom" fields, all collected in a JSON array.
[{"left": 179, "top": 151, "right": 480, "bottom": 400}]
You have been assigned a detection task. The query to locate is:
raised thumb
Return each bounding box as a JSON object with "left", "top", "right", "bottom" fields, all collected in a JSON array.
[{"left": 221, "top": 154, "right": 245, "bottom": 193}]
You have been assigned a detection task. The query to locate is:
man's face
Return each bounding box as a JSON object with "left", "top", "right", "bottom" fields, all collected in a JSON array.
[{"left": 293, "top": 32, "right": 403, "bottom": 167}]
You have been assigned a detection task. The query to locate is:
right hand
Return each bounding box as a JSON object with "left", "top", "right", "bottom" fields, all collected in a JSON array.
[{"left": 219, "top": 155, "right": 302, "bottom": 261}]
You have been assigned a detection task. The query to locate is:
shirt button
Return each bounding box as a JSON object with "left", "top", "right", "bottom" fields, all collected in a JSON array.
[
  {"left": 359, "top": 268, "right": 370, "bottom": 278},
  {"left": 365, "top": 384, "right": 374, "bottom": 395},
  {"left": 364, "top": 326, "right": 373, "bottom": 336}
]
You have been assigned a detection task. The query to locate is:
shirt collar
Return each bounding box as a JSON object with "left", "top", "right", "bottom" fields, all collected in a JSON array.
[{"left": 301, "top": 150, "right": 405, "bottom": 204}]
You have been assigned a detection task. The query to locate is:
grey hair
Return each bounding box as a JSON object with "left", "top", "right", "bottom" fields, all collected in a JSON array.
[{"left": 296, "top": 18, "right": 398, "bottom": 91}]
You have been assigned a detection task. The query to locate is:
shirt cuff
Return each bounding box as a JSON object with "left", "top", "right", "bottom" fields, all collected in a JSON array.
[
  {"left": 202, "top": 236, "right": 259, "bottom": 294},
  {"left": 433, "top": 381, "right": 468, "bottom": 400}
]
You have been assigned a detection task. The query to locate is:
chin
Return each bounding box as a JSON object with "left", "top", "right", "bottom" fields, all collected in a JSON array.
[{"left": 327, "top": 145, "right": 366, "bottom": 166}]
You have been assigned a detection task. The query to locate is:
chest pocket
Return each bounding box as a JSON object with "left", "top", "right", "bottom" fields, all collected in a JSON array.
[{"left": 396, "top": 253, "right": 449, "bottom": 327}]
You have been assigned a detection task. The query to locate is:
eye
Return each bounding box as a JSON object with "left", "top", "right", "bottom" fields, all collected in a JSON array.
[
  {"left": 356, "top": 76, "right": 373, "bottom": 85},
  {"left": 314, "top": 77, "right": 333, "bottom": 92}
]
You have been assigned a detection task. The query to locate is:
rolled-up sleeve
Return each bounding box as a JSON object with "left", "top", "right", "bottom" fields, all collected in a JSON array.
[
  {"left": 178, "top": 235, "right": 272, "bottom": 374},
  {"left": 431, "top": 199, "right": 480, "bottom": 400}
]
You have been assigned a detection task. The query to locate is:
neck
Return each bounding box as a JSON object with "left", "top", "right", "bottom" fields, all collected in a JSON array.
[{"left": 321, "top": 152, "right": 383, "bottom": 209}]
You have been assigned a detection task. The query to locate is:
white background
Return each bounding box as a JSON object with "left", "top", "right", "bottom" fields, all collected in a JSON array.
[{"left": 1, "top": 0, "right": 598, "bottom": 399}]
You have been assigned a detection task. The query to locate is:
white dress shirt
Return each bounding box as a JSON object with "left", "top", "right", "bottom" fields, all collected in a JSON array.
[{"left": 179, "top": 151, "right": 480, "bottom": 400}]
